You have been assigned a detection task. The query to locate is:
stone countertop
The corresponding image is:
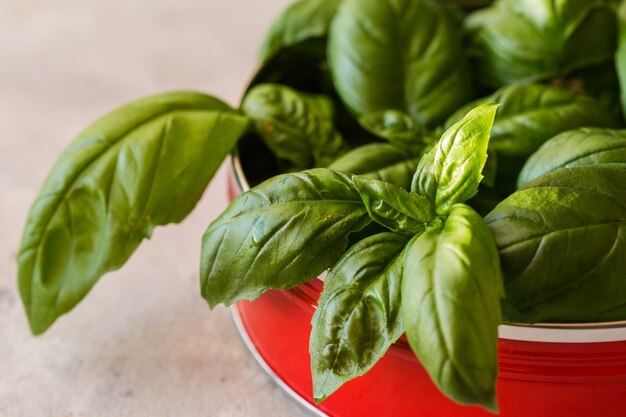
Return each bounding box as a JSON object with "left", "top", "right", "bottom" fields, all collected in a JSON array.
[{"left": 0, "top": 0, "right": 310, "bottom": 416}]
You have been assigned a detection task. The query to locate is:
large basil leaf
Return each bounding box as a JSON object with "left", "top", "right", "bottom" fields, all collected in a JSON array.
[
  {"left": 486, "top": 164, "right": 626, "bottom": 323},
  {"left": 358, "top": 110, "right": 430, "bottom": 154},
  {"left": 412, "top": 103, "right": 499, "bottom": 216},
  {"left": 18, "top": 92, "right": 250, "bottom": 334},
  {"left": 310, "top": 232, "right": 408, "bottom": 402},
  {"left": 259, "top": 0, "right": 342, "bottom": 62},
  {"left": 446, "top": 84, "right": 618, "bottom": 157},
  {"left": 518, "top": 128, "right": 626, "bottom": 187},
  {"left": 328, "top": 143, "right": 421, "bottom": 189},
  {"left": 327, "top": 0, "right": 472, "bottom": 127},
  {"left": 402, "top": 204, "right": 502, "bottom": 411},
  {"left": 200, "top": 169, "right": 371, "bottom": 307},
  {"left": 241, "top": 84, "right": 346, "bottom": 169},
  {"left": 353, "top": 177, "right": 433, "bottom": 235},
  {"left": 466, "top": 0, "right": 618, "bottom": 87}
]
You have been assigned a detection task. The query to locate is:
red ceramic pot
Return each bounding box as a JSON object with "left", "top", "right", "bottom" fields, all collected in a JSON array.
[{"left": 227, "top": 153, "right": 626, "bottom": 417}]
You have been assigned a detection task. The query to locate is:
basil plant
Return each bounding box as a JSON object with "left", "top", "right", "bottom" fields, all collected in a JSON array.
[{"left": 17, "top": 0, "right": 626, "bottom": 413}]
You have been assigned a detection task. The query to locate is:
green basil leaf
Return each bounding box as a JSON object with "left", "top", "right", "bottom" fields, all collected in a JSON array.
[
  {"left": 353, "top": 176, "right": 433, "bottom": 235},
  {"left": 18, "top": 92, "right": 250, "bottom": 334},
  {"left": 311, "top": 232, "right": 408, "bottom": 402},
  {"left": 200, "top": 168, "right": 371, "bottom": 307},
  {"left": 241, "top": 84, "right": 347, "bottom": 169},
  {"left": 328, "top": 143, "right": 422, "bottom": 189},
  {"left": 358, "top": 110, "right": 431, "bottom": 154},
  {"left": 466, "top": 0, "right": 618, "bottom": 87},
  {"left": 412, "top": 103, "right": 499, "bottom": 215},
  {"left": 446, "top": 84, "right": 618, "bottom": 157},
  {"left": 402, "top": 204, "right": 502, "bottom": 411},
  {"left": 518, "top": 128, "right": 626, "bottom": 187},
  {"left": 486, "top": 164, "right": 626, "bottom": 323},
  {"left": 328, "top": 0, "right": 472, "bottom": 127},
  {"left": 259, "top": 0, "right": 342, "bottom": 62}
]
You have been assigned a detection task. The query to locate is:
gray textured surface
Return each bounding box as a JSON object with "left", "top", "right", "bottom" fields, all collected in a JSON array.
[{"left": 0, "top": 0, "right": 311, "bottom": 416}]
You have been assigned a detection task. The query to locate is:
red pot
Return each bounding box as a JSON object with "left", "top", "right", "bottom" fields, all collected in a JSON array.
[{"left": 227, "top": 154, "right": 626, "bottom": 417}]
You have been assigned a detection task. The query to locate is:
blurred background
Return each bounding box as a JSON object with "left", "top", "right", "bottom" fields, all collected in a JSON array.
[{"left": 0, "top": 0, "right": 310, "bottom": 415}]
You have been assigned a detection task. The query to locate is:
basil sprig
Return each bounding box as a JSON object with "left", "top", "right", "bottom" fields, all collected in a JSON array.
[{"left": 310, "top": 103, "right": 503, "bottom": 411}]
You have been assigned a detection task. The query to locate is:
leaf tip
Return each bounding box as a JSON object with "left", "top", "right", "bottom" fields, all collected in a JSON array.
[
  {"left": 479, "top": 392, "right": 499, "bottom": 414},
  {"left": 312, "top": 388, "right": 327, "bottom": 405},
  {"left": 25, "top": 307, "right": 54, "bottom": 336}
]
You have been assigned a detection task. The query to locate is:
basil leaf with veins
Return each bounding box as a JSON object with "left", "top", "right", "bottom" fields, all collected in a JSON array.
[
  {"left": 200, "top": 169, "right": 371, "bottom": 307},
  {"left": 445, "top": 84, "right": 618, "bottom": 157},
  {"left": 487, "top": 164, "right": 626, "bottom": 323},
  {"left": 242, "top": 84, "right": 347, "bottom": 169},
  {"left": 328, "top": 143, "right": 423, "bottom": 189},
  {"left": 518, "top": 127, "right": 626, "bottom": 187},
  {"left": 402, "top": 204, "right": 502, "bottom": 412},
  {"left": 412, "top": 103, "right": 499, "bottom": 216},
  {"left": 328, "top": 0, "right": 472, "bottom": 127},
  {"left": 311, "top": 232, "right": 409, "bottom": 403},
  {"left": 18, "top": 92, "right": 250, "bottom": 334},
  {"left": 353, "top": 176, "right": 433, "bottom": 235}
]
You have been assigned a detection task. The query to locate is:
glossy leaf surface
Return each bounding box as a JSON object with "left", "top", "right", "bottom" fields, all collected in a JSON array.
[
  {"left": 518, "top": 128, "right": 626, "bottom": 187},
  {"left": 412, "top": 103, "right": 499, "bottom": 215},
  {"left": 200, "top": 169, "right": 371, "bottom": 307},
  {"left": 402, "top": 204, "right": 502, "bottom": 411},
  {"left": 487, "top": 164, "right": 626, "bottom": 323},
  {"left": 311, "top": 232, "right": 408, "bottom": 402}
]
